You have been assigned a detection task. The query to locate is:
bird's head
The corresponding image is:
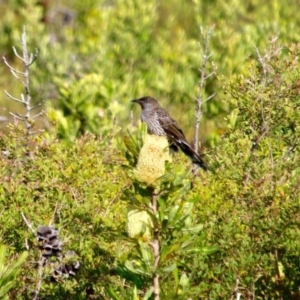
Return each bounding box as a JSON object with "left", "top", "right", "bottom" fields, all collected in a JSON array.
[{"left": 132, "top": 96, "right": 159, "bottom": 110}]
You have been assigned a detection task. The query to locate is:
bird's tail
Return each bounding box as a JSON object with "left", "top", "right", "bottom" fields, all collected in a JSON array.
[{"left": 177, "top": 142, "right": 208, "bottom": 171}]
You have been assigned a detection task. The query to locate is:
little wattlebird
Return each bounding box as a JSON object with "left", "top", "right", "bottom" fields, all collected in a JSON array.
[{"left": 132, "top": 96, "right": 208, "bottom": 171}]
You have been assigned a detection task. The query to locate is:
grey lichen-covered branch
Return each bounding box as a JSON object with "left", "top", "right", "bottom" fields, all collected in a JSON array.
[
  {"left": 193, "top": 26, "right": 216, "bottom": 154},
  {"left": 2, "top": 26, "right": 43, "bottom": 148}
]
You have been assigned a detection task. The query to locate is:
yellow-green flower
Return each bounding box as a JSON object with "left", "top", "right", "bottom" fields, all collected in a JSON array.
[
  {"left": 134, "top": 134, "right": 171, "bottom": 186},
  {"left": 127, "top": 207, "right": 153, "bottom": 239}
]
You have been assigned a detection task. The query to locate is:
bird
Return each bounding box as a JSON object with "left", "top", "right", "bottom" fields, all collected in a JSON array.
[{"left": 132, "top": 96, "right": 208, "bottom": 171}]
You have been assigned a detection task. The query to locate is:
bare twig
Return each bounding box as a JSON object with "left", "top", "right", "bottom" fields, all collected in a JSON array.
[
  {"left": 49, "top": 201, "right": 63, "bottom": 226},
  {"left": 31, "top": 99, "right": 47, "bottom": 111},
  {"left": 24, "top": 238, "right": 30, "bottom": 251},
  {"left": 243, "top": 41, "right": 284, "bottom": 189},
  {"left": 192, "top": 27, "right": 216, "bottom": 176},
  {"left": 255, "top": 41, "right": 284, "bottom": 178},
  {"left": 229, "top": 278, "right": 242, "bottom": 300},
  {"left": 29, "top": 129, "right": 45, "bottom": 135},
  {"left": 32, "top": 111, "right": 45, "bottom": 119},
  {"left": 21, "top": 212, "right": 45, "bottom": 300},
  {"left": 193, "top": 26, "right": 215, "bottom": 155},
  {"left": 12, "top": 46, "right": 25, "bottom": 62},
  {"left": 9, "top": 112, "right": 25, "bottom": 120},
  {"left": 21, "top": 212, "right": 36, "bottom": 235},
  {"left": 21, "top": 213, "right": 34, "bottom": 252},
  {"left": 3, "top": 26, "right": 44, "bottom": 149},
  {"left": 4, "top": 90, "right": 24, "bottom": 103},
  {"left": 32, "top": 254, "right": 46, "bottom": 300}
]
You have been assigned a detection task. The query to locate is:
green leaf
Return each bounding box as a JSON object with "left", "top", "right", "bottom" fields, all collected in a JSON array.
[
  {"left": 106, "top": 286, "right": 122, "bottom": 300},
  {"left": 138, "top": 241, "right": 153, "bottom": 270},
  {"left": 0, "top": 245, "right": 28, "bottom": 298},
  {"left": 182, "top": 224, "right": 204, "bottom": 233},
  {"left": 172, "top": 266, "right": 179, "bottom": 286},
  {"left": 186, "top": 246, "right": 218, "bottom": 255},
  {"left": 160, "top": 263, "right": 177, "bottom": 274},
  {"left": 124, "top": 260, "right": 152, "bottom": 277},
  {"left": 157, "top": 172, "right": 175, "bottom": 183},
  {"left": 160, "top": 243, "right": 181, "bottom": 261},
  {"left": 143, "top": 287, "right": 154, "bottom": 300},
  {"left": 158, "top": 198, "right": 166, "bottom": 222}
]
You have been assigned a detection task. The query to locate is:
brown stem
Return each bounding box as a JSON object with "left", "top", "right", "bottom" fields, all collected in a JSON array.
[
  {"left": 32, "top": 254, "right": 46, "bottom": 300},
  {"left": 151, "top": 188, "right": 160, "bottom": 300},
  {"left": 274, "top": 248, "right": 283, "bottom": 300}
]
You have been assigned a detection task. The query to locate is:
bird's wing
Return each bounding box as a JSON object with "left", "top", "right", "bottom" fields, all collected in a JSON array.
[
  {"left": 156, "top": 109, "right": 186, "bottom": 139},
  {"left": 156, "top": 108, "right": 208, "bottom": 171}
]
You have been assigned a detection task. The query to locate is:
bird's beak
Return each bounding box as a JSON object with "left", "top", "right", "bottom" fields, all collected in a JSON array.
[{"left": 131, "top": 99, "right": 140, "bottom": 103}]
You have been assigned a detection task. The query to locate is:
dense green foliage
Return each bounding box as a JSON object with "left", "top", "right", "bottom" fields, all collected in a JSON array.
[
  {"left": 1, "top": 133, "right": 126, "bottom": 299},
  {"left": 190, "top": 43, "right": 300, "bottom": 299},
  {"left": 1, "top": 0, "right": 300, "bottom": 299},
  {"left": 2, "top": 0, "right": 300, "bottom": 141}
]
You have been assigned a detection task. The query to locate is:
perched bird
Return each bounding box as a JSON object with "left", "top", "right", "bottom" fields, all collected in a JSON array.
[{"left": 132, "top": 96, "right": 208, "bottom": 171}]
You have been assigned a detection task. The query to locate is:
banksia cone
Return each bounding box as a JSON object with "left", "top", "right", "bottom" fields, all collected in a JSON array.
[
  {"left": 37, "top": 225, "right": 62, "bottom": 257},
  {"left": 52, "top": 251, "right": 80, "bottom": 280},
  {"left": 127, "top": 207, "right": 153, "bottom": 239},
  {"left": 134, "top": 134, "right": 171, "bottom": 186},
  {"left": 36, "top": 226, "right": 80, "bottom": 280}
]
